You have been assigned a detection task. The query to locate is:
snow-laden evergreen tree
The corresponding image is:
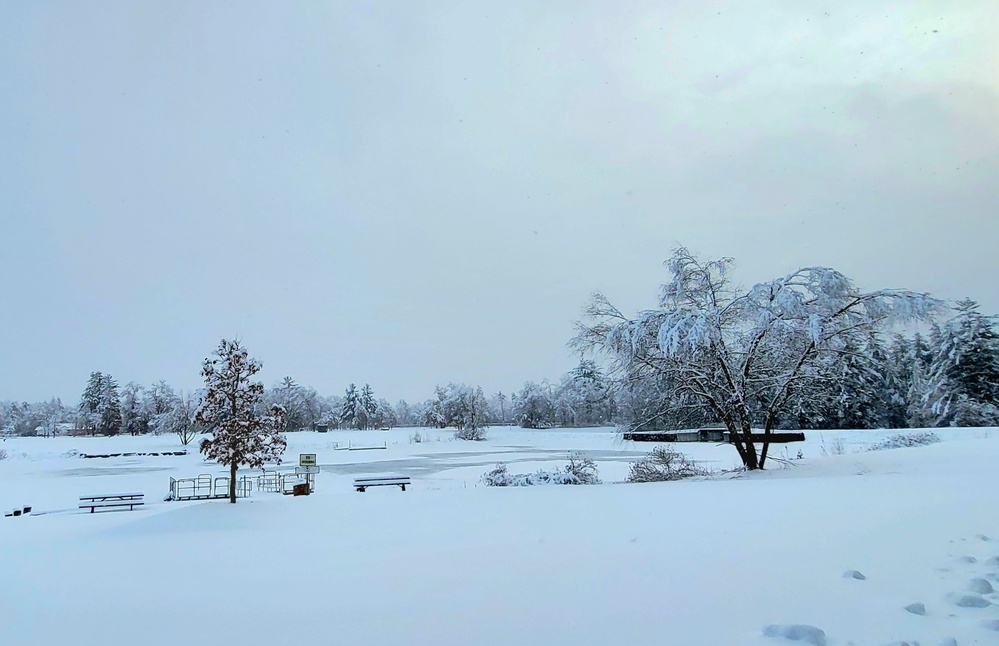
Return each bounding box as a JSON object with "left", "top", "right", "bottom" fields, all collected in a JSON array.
[
  {"left": 120, "top": 382, "right": 148, "bottom": 436},
  {"left": 359, "top": 384, "right": 377, "bottom": 430},
  {"left": 341, "top": 383, "right": 360, "bottom": 429},
  {"left": 97, "top": 374, "right": 122, "bottom": 436},
  {"left": 574, "top": 247, "right": 940, "bottom": 469},
  {"left": 78, "top": 371, "right": 104, "bottom": 434},
  {"left": 78, "top": 372, "right": 122, "bottom": 436},
  {"left": 924, "top": 300, "right": 999, "bottom": 426},
  {"left": 554, "top": 360, "right": 614, "bottom": 427},
  {"left": 789, "top": 336, "right": 891, "bottom": 430},
  {"left": 196, "top": 339, "right": 287, "bottom": 503}
]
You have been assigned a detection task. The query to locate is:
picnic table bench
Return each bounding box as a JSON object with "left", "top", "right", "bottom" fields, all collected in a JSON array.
[
  {"left": 79, "top": 492, "right": 144, "bottom": 513},
  {"left": 353, "top": 476, "right": 411, "bottom": 492}
]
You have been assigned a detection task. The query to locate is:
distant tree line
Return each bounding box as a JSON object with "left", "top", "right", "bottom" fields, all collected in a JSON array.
[{"left": 2, "top": 254, "right": 996, "bottom": 446}]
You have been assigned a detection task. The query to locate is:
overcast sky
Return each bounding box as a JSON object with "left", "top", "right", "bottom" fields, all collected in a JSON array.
[{"left": 2, "top": 1, "right": 997, "bottom": 404}]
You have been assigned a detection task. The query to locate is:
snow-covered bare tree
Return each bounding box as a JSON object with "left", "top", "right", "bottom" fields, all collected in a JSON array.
[
  {"left": 512, "top": 381, "right": 555, "bottom": 429},
  {"left": 490, "top": 391, "right": 508, "bottom": 425},
  {"left": 393, "top": 400, "right": 416, "bottom": 427},
  {"left": 196, "top": 339, "right": 287, "bottom": 503},
  {"left": 143, "top": 380, "right": 178, "bottom": 435},
  {"left": 573, "top": 247, "right": 940, "bottom": 469},
  {"left": 168, "top": 391, "right": 204, "bottom": 446},
  {"left": 268, "top": 377, "right": 309, "bottom": 431}
]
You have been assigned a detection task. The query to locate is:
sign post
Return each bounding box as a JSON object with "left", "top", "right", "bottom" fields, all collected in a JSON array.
[{"left": 298, "top": 454, "right": 318, "bottom": 492}]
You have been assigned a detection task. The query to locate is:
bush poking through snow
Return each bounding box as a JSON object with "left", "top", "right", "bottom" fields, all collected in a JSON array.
[
  {"left": 565, "top": 452, "right": 601, "bottom": 484},
  {"left": 454, "top": 426, "right": 487, "bottom": 441},
  {"left": 627, "top": 445, "right": 706, "bottom": 483},
  {"left": 481, "top": 456, "right": 601, "bottom": 487},
  {"left": 409, "top": 431, "right": 425, "bottom": 444},
  {"left": 866, "top": 432, "right": 941, "bottom": 452}
]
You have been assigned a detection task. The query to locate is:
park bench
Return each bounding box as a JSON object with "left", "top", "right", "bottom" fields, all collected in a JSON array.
[
  {"left": 79, "top": 492, "right": 144, "bottom": 513},
  {"left": 353, "top": 476, "right": 411, "bottom": 492}
]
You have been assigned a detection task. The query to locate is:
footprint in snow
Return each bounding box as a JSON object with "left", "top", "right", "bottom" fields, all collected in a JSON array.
[
  {"left": 956, "top": 556, "right": 977, "bottom": 564},
  {"left": 968, "top": 578, "right": 994, "bottom": 594},
  {"left": 843, "top": 569, "right": 866, "bottom": 580},
  {"left": 977, "top": 534, "right": 991, "bottom": 541},
  {"left": 946, "top": 592, "right": 992, "bottom": 608},
  {"left": 983, "top": 619, "right": 999, "bottom": 631},
  {"left": 904, "top": 602, "right": 926, "bottom": 615},
  {"left": 762, "top": 624, "right": 826, "bottom": 646}
]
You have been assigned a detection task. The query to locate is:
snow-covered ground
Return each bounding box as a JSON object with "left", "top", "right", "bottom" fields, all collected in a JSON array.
[{"left": 1, "top": 426, "right": 997, "bottom": 646}]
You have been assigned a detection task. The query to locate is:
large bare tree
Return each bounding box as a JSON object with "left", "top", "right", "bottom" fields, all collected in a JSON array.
[
  {"left": 196, "top": 339, "right": 287, "bottom": 502},
  {"left": 573, "top": 247, "right": 940, "bottom": 469}
]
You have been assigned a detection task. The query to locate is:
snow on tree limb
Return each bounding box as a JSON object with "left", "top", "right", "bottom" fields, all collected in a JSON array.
[{"left": 572, "top": 246, "right": 943, "bottom": 470}]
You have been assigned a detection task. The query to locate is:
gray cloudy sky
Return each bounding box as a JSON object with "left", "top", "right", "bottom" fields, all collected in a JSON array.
[{"left": 2, "top": 1, "right": 997, "bottom": 404}]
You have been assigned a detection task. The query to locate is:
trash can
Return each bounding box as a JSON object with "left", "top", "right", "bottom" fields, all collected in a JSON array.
[{"left": 292, "top": 483, "right": 310, "bottom": 496}]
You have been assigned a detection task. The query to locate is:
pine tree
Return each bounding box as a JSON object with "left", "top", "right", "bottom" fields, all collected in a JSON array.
[
  {"left": 196, "top": 339, "right": 287, "bottom": 503},
  {"left": 97, "top": 374, "right": 122, "bottom": 436},
  {"left": 341, "top": 383, "right": 359, "bottom": 429},
  {"left": 359, "top": 384, "right": 377, "bottom": 430},
  {"left": 78, "top": 372, "right": 104, "bottom": 435},
  {"left": 927, "top": 300, "right": 999, "bottom": 426},
  {"left": 120, "top": 382, "right": 147, "bottom": 436}
]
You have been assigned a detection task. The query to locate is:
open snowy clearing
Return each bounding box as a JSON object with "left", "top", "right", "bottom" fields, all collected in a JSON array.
[{"left": 2, "top": 427, "right": 998, "bottom": 646}]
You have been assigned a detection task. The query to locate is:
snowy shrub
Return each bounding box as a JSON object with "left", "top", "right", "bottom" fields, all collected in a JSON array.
[
  {"left": 481, "top": 463, "right": 511, "bottom": 486},
  {"left": 454, "top": 426, "right": 487, "bottom": 441},
  {"left": 409, "top": 431, "right": 425, "bottom": 443},
  {"left": 565, "top": 452, "right": 601, "bottom": 484},
  {"left": 866, "top": 432, "right": 941, "bottom": 451},
  {"left": 481, "top": 458, "right": 601, "bottom": 486},
  {"left": 627, "top": 445, "right": 706, "bottom": 483}
]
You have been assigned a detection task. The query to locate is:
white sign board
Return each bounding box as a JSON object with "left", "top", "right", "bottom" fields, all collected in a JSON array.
[
  {"left": 296, "top": 466, "right": 319, "bottom": 475},
  {"left": 299, "top": 453, "right": 317, "bottom": 466}
]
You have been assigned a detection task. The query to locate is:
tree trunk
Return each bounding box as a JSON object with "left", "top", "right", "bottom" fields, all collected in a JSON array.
[{"left": 229, "top": 462, "right": 237, "bottom": 504}]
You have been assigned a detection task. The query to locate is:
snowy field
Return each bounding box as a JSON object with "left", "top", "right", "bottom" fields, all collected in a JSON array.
[{"left": 2, "top": 426, "right": 998, "bottom": 646}]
